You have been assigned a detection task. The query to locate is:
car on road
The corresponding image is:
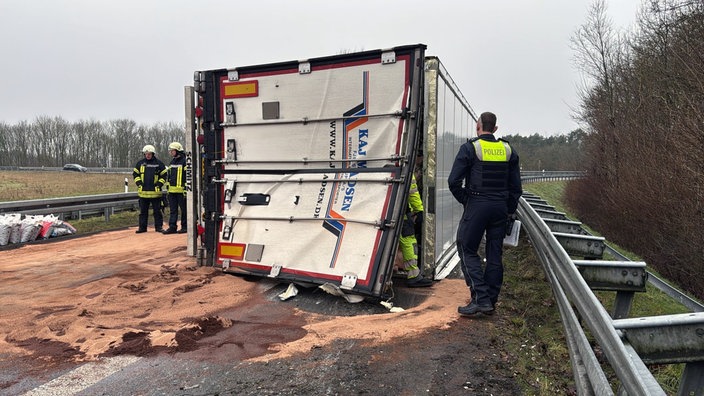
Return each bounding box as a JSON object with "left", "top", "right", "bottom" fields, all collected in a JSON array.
[{"left": 62, "top": 163, "right": 87, "bottom": 172}]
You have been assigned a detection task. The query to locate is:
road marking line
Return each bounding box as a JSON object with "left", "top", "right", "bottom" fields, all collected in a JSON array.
[{"left": 23, "top": 355, "right": 141, "bottom": 395}]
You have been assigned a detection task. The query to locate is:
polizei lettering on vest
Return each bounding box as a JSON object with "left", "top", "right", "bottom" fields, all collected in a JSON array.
[
  {"left": 341, "top": 129, "right": 368, "bottom": 212},
  {"left": 483, "top": 148, "right": 505, "bottom": 157}
]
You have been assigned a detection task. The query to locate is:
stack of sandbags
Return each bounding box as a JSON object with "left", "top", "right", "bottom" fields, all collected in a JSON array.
[{"left": 0, "top": 214, "right": 76, "bottom": 246}]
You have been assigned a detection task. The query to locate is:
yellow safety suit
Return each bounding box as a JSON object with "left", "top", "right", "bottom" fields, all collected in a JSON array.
[{"left": 399, "top": 175, "right": 424, "bottom": 279}]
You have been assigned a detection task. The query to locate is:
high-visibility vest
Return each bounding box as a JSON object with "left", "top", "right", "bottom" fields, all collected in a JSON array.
[{"left": 469, "top": 139, "right": 512, "bottom": 192}]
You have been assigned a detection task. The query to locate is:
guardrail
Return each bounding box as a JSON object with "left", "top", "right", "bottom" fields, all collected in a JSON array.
[
  {"left": 0, "top": 166, "right": 132, "bottom": 173},
  {"left": 0, "top": 193, "right": 139, "bottom": 221},
  {"left": 520, "top": 170, "right": 586, "bottom": 182},
  {"left": 521, "top": 171, "right": 704, "bottom": 313},
  {"left": 519, "top": 192, "right": 704, "bottom": 395}
]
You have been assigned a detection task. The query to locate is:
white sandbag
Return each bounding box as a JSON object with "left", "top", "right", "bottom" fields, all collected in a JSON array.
[
  {"left": 0, "top": 216, "right": 11, "bottom": 246},
  {"left": 20, "top": 215, "right": 42, "bottom": 243},
  {"left": 8, "top": 214, "right": 22, "bottom": 244}
]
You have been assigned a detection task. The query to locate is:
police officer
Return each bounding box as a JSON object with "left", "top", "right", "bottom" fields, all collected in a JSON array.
[
  {"left": 448, "top": 112, "right": 522, "bottom": 315},
  {"left": 163, "top": 142, "right": 188, "bottom": 234},
  {"left": 133, "top": 145, "right": 167, "bottom": 233}
]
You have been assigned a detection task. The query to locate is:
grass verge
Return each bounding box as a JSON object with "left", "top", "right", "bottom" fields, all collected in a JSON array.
[
  {"left": 498, "top": 238, "right": 575, "bottom": 394},
  {"left": 1, "top": 170, "right": 143, "bottom": 234}
]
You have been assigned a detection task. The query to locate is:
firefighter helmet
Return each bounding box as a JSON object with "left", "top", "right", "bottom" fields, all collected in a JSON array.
[
  {"left": 142, "top": 145, "right": 156, "bottom": 154},
  {"left": 168, "top": 142, "right": 183, "bottom": 151}
]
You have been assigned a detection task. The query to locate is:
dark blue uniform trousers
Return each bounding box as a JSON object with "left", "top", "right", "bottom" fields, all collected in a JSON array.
[
  {"left": 168, "top": 192, "right": 187, "bottom": 230},
  {"left": 457, "top": 199, "right": 507, "bottom": 307},
  {"left": 138, "top": 197, "right": 163, "bottom": 231}
]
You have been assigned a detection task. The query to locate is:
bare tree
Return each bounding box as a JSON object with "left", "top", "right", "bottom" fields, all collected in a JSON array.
[{"left": 568, "top": 0, "right": 704, "bottom": 299}]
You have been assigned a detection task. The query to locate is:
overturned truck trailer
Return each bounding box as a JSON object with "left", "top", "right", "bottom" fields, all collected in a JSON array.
[{"left": 185, "top": 44, "right": 476, "bottom": 299}]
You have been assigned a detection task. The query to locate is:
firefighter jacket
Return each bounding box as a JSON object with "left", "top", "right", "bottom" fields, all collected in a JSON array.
[
  {"left": 133, "top": 156, "right": 167, "bottom": 199},
  {"left": 447, "top": 134, "right": 522, "bottom": 214},
  {"left": 166, "top": 152, "right": 187, "bottom": 194}
]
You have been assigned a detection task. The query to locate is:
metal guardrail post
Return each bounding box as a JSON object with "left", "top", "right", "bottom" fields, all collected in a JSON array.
[
  {"left": 679, "top": 362, "right": 704, "bottom": 395},
  {"left": 573, "top": 260, "right": 648, "bottom": 319},
  {"left": 612, "top": 313, "right": 704, "bottom": 364}
]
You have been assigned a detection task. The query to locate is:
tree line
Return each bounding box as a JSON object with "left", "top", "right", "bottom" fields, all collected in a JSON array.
[
  {"left": 0, "top": 117, "right": 185, "bottom": 168},
  {"left": 502, "top": 129, "right": 586, "bottom": 171},
  {"left": 567, "top": 0, "right": 703, "bottom": 300},
  {"left": 2, "top": 114, "right": 586, "bottom": 172}
]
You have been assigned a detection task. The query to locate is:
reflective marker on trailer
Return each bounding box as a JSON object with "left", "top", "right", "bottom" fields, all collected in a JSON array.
[{"left": 218, "top": 243, "right": 246, "bottom": 260}]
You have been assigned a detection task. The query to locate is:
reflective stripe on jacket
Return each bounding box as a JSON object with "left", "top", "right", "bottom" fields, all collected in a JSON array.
[
  {"left": 133, "top": 156, "right": 167, "bottom": 198},
  {"left": 167, "top": 153, "right": 187, "bottom": 194}
]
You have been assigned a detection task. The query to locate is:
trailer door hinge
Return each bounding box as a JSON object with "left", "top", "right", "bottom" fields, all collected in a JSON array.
[
  {"left": 224, "top": 180, "right": 236, "bottom": 203},
  {"left": 226, "top": 139, "right": 237, "bottom": 160},
  {"left": 268, "top": 264, "right": 282, "bottom": 278},
  {"left": 382, "top": 220, "right": 395, "bottom": 230},
  {"left": 222, "top": 217, "right": 234, "bottom": 240},
  {"left": 227, "top": 70, "right": 239, "bottom": 81},
  {"left": 381, "top": 51, "right": 396, "bottom": 64},
  {"left": 340, "top": 272, "right": 358, "bottom": 290},
  {"left": 299, "top": 61, "right": 311, "bottom": 74}
]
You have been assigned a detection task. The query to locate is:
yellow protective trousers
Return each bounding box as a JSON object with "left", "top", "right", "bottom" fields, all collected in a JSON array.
[{"left": 399, "top": 233, "right": 420, "bottom": 279}]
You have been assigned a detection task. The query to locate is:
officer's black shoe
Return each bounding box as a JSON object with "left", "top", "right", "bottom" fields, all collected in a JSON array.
[
  {"left": 406, "top": 276, "right": 433, "bottom": 288},
  {"left": 162, "top": 228, "right": 177, "bottom": 234},
  {"left": 177, "top": 229, "right": 187, "bottom": 234},
  {"left": 135, "top": 229, "right": 147, "bottom": 234},
  {"left": 458, "top": 302, "right": 494, "bottom": 316}
]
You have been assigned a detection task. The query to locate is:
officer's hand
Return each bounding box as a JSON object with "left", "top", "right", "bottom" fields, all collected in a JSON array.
[
  {"left": 506, "top": 214, "right": 517, "bottom": 236},
  {"left": 506, "top": 220, "right": 514, "bottom": 236}
]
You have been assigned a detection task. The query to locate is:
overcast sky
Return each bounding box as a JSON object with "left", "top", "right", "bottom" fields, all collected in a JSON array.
[{"left": 0, "top": 0, "right": 642, "bottom": 136}]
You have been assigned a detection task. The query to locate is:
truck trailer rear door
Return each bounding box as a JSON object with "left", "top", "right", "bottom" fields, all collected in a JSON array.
[{"left": 195, "top": 44, "right": 426, "bottom": 298}]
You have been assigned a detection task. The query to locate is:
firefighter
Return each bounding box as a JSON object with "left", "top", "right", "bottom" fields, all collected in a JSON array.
[
  {"left": 448, "top": 112, "right": 522, "bottom": 316},
  {"left": 163, "top": 142, "right": 188, "bottom": 234},
  {"left": 133, "top": 145, "right": 167, "bottom": 233},
  {"left": 399, "top": 173, "right": 433, "bottom": 288}
]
